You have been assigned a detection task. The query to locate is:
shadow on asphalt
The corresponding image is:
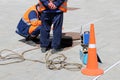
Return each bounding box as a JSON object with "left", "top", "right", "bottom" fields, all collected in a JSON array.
[{"left": 19, "top": 35, "right": 80, "bottom": 50}]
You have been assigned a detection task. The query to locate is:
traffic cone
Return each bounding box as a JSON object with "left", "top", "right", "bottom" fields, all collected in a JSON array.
[{"left": 81, "top": 24, "right": 104, "bottom": 76}]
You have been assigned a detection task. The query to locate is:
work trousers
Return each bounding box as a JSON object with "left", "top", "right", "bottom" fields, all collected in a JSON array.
[
  {"left": 16, "top": 19, "right": 41, "bottom": 38},
  {"left": 31, "top": 26, "right": 41, "bottom": 37},
  {"left": 40, "top": 12, "right": 63, "bottom": 49}
]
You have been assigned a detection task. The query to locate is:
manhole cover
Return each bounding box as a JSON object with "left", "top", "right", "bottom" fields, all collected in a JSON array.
[{"left": 62, "top": 32, "right": 80, "bottom": 40}]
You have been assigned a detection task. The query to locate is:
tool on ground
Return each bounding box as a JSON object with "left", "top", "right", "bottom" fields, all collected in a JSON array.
[{"left": 80, "top": 29, "right": 102, "bottom": 65}]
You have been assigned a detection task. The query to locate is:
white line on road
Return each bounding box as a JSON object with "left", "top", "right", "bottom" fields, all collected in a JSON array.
[
  {"left": 93, "top": 60, "right": 120, "bottom": 80},
  {"left": 64, "top": 17, "right": 104, "bottom": 32}
]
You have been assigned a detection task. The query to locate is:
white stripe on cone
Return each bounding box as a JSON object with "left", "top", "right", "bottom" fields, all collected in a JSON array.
[{"left": 89, "top": 44, "right": 96, "bottom": 48}]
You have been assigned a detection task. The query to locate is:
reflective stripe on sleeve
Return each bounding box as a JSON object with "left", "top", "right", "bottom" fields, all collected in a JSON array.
[
  {"left": 30, "top": 18, "right": 37, "bottom": 22},
  {"left": 22, "top": 18, "right": 31, "bottom": 26}
]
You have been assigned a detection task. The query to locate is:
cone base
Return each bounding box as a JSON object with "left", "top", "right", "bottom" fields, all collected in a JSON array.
[{"left": 81, "top": 68, "right": 104, "bottom": 76}]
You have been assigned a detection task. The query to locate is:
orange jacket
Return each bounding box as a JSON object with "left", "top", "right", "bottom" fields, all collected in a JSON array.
[
  {"left": 23, "top": 5, "right": 41, "bottom": 34},
  {"left": 38, "top": 0, "right": 67, "bottom": 12}
]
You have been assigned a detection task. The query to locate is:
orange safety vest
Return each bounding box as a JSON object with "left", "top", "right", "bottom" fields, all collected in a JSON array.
[
  {"left": 38, "top": 0, "right": 67, "bottom": 12},
  {"left": 23, "top": 5, "right": 41, "bottom": 34},
  {"left": 23, "top": 5, "right": 39, "bottom": 24}
]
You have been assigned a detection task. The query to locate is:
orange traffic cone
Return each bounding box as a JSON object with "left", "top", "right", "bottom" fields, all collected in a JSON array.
[{"left": 81, "top": 24, "right": 104, "bottom": 76}]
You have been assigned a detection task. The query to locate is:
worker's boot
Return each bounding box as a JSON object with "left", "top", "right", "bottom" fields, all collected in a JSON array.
[
  {"left": 25, "top": 35, "right": 39, "bottom": 44},
  {"left": 51, "top": 48, "right": 62, "bottom": 54},
  {"left": 25, "top": 35, "right": 31, "bottom": 41},
  {"left": 41, "top": 47, "right": 47, "bottom": 53}
]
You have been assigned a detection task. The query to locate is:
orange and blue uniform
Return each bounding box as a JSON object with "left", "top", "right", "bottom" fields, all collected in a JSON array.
[
  {"left": 39, "top": 0, "right": 67, "bottom": 49},
  {"left": 16, "top": 4, "right": 41, "bottom": 38}
]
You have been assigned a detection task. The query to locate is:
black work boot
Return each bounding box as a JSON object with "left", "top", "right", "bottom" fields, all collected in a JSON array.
[
  {"left": 25, "top": 35, "right": 39, "bottom": 44},
  {"left": 41, "top": 47, "right": 47, "bottom": 53},
  {"left": 51, "top": 48, "right": 62, "bottom": 54},
  {"left": 25, "top": 35, "right": 31, "bottom": 41}
]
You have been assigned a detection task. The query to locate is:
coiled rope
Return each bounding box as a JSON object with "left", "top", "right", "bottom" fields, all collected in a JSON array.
[{"left": 0, "top": 48, "right": 82, "bottom": 71}]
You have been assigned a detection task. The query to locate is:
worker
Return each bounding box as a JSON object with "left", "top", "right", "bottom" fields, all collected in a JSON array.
[
  {"left": 16, "top": 4, "right": 42, "bottom": 41},
  {"left": 39, "top": 0, "right": 67, "bottom": 53}
]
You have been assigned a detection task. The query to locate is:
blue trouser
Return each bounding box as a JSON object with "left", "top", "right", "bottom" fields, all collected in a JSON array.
[
  {"left": 16, "top": 19, "right": 41, "bottom": 38},
  {"left": 40, "top": 12, "right": 63, "bottom": 49},
  {"left": 31, "top": 26, "right": 41, "bottom": 36}
]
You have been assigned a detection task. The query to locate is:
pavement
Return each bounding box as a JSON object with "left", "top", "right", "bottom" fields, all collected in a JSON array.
[{"left": 0, "top": 0, "right": 120, "bottom": 80}]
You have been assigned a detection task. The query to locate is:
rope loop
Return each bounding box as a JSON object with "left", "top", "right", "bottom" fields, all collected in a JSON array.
[{"left": 0, "top": 48, "right": 82, "bottom": 71}]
